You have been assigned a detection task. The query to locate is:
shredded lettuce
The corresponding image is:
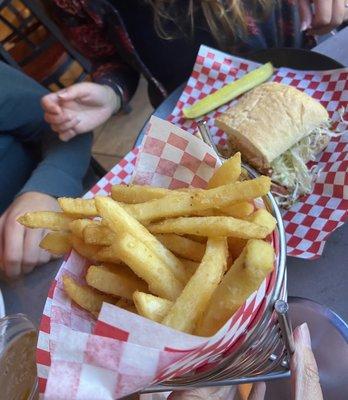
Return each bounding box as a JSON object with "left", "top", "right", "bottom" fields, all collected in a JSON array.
[{"left": 271, "top": 122, "right": 333, "bottom": 208}]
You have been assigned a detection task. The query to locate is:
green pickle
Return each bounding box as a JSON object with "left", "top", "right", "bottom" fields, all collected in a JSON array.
[{"left": 183, "top": 62, "right": 273, "bottom": 119}]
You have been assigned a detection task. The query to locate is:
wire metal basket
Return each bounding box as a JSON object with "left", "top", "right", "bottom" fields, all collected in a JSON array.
[{"left": 142, "top": 123, "right": 291, "bottom": 393}]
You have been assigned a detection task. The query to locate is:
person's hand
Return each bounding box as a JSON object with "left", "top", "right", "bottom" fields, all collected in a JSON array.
[
  {"left": 0, "top": 192, "right": 59, "bottom": 278},
  {"left": 298, "top": 0, "right": 348, "bottom": 35},
  {"left": 41, "top": 82, "right": 121, "bottom": 141}
]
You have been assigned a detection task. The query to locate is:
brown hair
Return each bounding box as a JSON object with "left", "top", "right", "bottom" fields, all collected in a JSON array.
[{"left": 147, "top": 0, "right": 273, "bottom": 50}]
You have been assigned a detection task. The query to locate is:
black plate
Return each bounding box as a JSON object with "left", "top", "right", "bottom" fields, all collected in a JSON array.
[{"left": 247, "top": 47, "right": 343, "bottom": 70}]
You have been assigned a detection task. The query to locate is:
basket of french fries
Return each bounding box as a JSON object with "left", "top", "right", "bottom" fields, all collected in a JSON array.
[{"left": 20, "top": 116, "right": 287, "bottom": 399}]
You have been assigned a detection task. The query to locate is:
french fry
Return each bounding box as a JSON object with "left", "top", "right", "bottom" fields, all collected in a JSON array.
[
  {"left": 133, "top": 291, "right": 173, "bottom": 322},
  {"left": 155, "top": 233, "right": 205, "bottom": 262},
  {"left": 192, "top": 176, "right": 271, "bottom": 208},
  {"left": 195, "top": 239, "right": 274, "bottom": 336},
  {"left": 123, "top": 176, "right": 270, "bottom": 223},
  {"left": 63, "top": 275, "right": 117, "bottom": 317},
  {"left": 105, "top": 233, "right": 183, "bottom": 301},
  {"left": 39, "top": 232, "right": 71, "bottom": 255},
  {"left": 207, "top": 153, "right": 241, "bottom": 188},
  {"left": 111, "top": 185, "right": 172, "bottom": 203},
  {"left": 96, "top": 246, "right": 121, "bottom": 264},
  {"left": 116, "top": 298, "right": 137, "bottom": 313},
  {"left": 17, "top": 211, "right": 75, "bottom": 231},
  {"left": 86, "top": 264, "right": 148, "bottom": 300},
  {"left": 179, "top": 258, "right": 200, "bottom": 279},
  {"left": 95, "top": 196, "right": 187, "bottom": 284},
  {"left": 84, "top": 224, "right": 115, "bottom": 246},
  {"left": 162, "top": 237, "right": 228, "bottom": 334},
  {"left": 149, "top": 216, "right": 269, "bottom": 239},
  {"left": 70, "top": 235, "right": 102, "bottom": 261},
  {"left": 58, "top": 197, "right": 98, "bottom": 217},
  {"left": 185, "top": 235, "right": 207, "bottom": 244},
  {"left": 69, "top": 219, "right": 94, "bottom": 239},
  {"left": 219, "top": 201, "right": 254, "bottom": 218},
  {"left": 246, "top": 209, "right": 277, "bottom": 235}
]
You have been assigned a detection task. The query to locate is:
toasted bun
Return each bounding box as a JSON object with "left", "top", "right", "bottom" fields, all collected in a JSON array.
[{"left": 216, "top": 82, "right": 329, "bottom": 169}]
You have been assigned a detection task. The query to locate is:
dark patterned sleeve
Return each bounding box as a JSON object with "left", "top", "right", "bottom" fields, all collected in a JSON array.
[{"left": 46, "top": 1, "right": 140, "bottom": 109}]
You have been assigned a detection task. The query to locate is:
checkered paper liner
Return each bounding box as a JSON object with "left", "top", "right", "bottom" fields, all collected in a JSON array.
[
  {"left": 168, "top": 45, "right": 348, "bottom": 259},
  {"left": 37, "top": 116, "right": 280, "bottom": 399}
]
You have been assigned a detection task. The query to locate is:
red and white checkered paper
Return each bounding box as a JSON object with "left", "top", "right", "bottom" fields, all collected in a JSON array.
[
  {"left": 168, "top": 45, "right": 348, "bottom": 259},
  {"left": 37, "top": 116, "right": 280, "bottom": 399}
]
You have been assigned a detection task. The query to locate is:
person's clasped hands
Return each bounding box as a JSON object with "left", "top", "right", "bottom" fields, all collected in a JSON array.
[
  {"left": 41, "top": 82, "right": 121, "bottom": 141},
  {"left": 141, "top": 323, "right": 323, "bottom": 400}
]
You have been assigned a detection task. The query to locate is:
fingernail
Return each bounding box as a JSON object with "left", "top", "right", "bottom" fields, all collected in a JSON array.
[
  {"left": 298, "top": 323, "right": 311, "bottom": 348},
  {"left": 58, "top": 89, "right": 68, "bottom": 98},
  {"left": 300, "top": 21, "right": 311, "bottom": 32}
]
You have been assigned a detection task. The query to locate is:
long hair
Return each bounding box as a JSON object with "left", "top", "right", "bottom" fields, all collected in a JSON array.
[{"left": 147, "top": 0, "right": 273, "bottom": 49}]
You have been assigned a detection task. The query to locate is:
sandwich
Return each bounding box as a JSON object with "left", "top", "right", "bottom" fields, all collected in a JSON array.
[{"left": 216, "top": 82, "right": 331, "bottom": 207}]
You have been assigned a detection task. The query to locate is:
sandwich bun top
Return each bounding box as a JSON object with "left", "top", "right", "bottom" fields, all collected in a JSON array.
[{"left": 215, "top": 82, "right": 329, "bottom": 169}]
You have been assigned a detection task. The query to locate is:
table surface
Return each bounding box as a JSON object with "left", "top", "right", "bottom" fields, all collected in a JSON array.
[{"left": 1, "top": 28, "right": 348, "bottom": 327}]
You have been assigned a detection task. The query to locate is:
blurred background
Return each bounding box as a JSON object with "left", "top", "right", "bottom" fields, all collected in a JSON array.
[{"left": 0, "top": 0, "right": 153, "bottom": 171}]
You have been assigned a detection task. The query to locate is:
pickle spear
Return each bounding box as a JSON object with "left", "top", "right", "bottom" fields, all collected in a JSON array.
[{"left": 183, "top": 62, "right": 273, "bottom": 119}]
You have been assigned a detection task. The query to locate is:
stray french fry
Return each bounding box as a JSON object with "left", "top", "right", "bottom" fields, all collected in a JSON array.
[
  {"left": 207, "top": 153, "right": 241, "bottom": 188},
  {"left": 69, "top": 219, "right": 94, "bottom": 239},
  {"left": 84, "top": 224, "right": 115, "bottom": 246},
  {"left": 40, "top": 232, "right": 71, "bottom": 255},
  {"left": 95, "top": 196, "right": 187, "bottom": 284},
  {"left": 155, "top": 233, "right": 205, "bottom": 262},
  {"left": 246, "top": 209, "right": 277, "bottom": 235},
  {"left": 219, "top": 201, "right": 254, "bottom": 218},
  {"left": 106, "top": 233, "right": 184, "bottom": 301},
  {"left": 17, "top": 211, "right": 75, "bottom": 231},
  {"left": 63, "top": 275, "right": 117, "bottom": 317},
  {"left": 70, "top": 235, "right": 102, "bottom": 261},
  {"left": 149, "top": 216, "right": 269, "bottom": 239},
  {"left": 133, "top": 291, "right": 173, "bottom": 322},
  {"left": 162, "top": 237, "right": 228, "bottom": 333},
  {"left": 111, "top": 185, "right": 172, "bottom": 203},
  {"left": 195, "top": 239, "right": 274, "bottom": 336},
  {"left": 58, "top": 197, "right": 98, "bottom": 217},
  {"left": 86, "top": 264, "right": 148, "bottom": 300}
]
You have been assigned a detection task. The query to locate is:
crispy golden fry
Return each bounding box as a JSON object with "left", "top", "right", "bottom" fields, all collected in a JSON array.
[
  {"left": 185, "top": 235, "right": 207, "bottom": 244},
  {"left": 58, "top": 197, "right": 98, "bottom": 217},
  {"left": 84, "top": 224, "right": 114, "bottom": 246},
  {"left": 133, "top": 291, "right": 173, "bottom": 322},
  {"left": 96, "top": 246, "right": 121, "bottom": 264},
  {"left": 195, "top": 239, "right": 275, "bottom": 336},
  {"left": 219, "top": 201, "right": 254, "bottom": 218},
  {"left": 162, "top": 237, "right": 228, "bottom": 334},
  {"left": 95, "top": 196, "right": 187, "bottom": 284},
  {"left": 62, "top": 275, "right": 117, "bottom": 317},
  {"left": 111, "top": 184, "right": 172, "bottom": 203},
  {"left": 39, "top": 232, "right": 72, "bottom": 255},
  {"left": 193, "top": 176, "right": 271, "bottom": 208},
  {"left": 207, "top": 153, "right": 241, "bottom": 189},
  {"left": 246, "top": 209, "right": 277, "bottom": 235},
  {"left": 116, "top": 298, "right": 137, "bottom": 313},
  {"left": 155, "top": 233, "right": 205, "bottom": 262},
  {"left": 149, "top": 216, "right": 269, "bottom": 239},
  {"left": 124, "top": 176, "right": 270, "bottom": 223},
  {"left": 104, "top": 233, "right": 183, "bottom": 301},
  {"left": 69, "top": 219, "right": 94, "bottom": 239},
  {"left": 86, "top": 264, "right": 148, "bottom": 300},
  {"left": 17, "top": 212, "right": 75, "bottom": 231},
  {"left": 70, "top": 235, "right": 102, "bottom": 261},
  {"left": 179, "top": 258, "right": 200, "bottom": 279},
  {"left": 227, "top": 237, "right": 247, "bottom": 260}
]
